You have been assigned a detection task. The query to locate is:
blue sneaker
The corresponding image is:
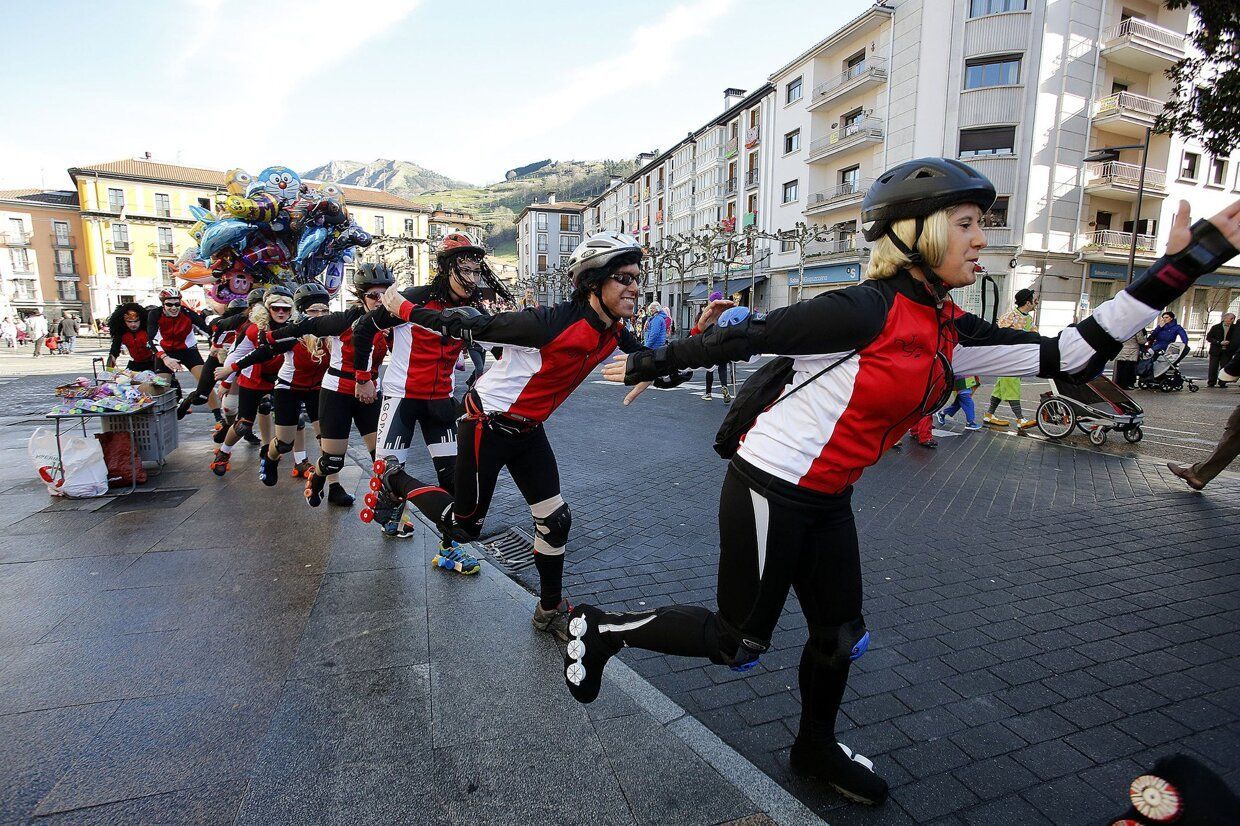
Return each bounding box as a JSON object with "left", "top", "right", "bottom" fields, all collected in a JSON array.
[
  {"left": 432, "top": 541, "right": 480, "bottom": 575},
  {"left": 935, "top": 411, "right": 947, "bottom": 427},
  {"left": 964, "top": 421, "right": 982, "bottom": 431},
  {"left": 257, "top": 452, "right": 279, "bottom": 487}
]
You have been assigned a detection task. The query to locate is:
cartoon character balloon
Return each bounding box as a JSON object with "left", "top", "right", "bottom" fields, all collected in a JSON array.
[{"left": 251, "top": 166, "right": 302, "bottom": 205}]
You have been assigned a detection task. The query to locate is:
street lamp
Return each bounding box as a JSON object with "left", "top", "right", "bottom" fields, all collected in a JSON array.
[{"left": 1084, "top": 126, "right": 1151, "bottom": 284}]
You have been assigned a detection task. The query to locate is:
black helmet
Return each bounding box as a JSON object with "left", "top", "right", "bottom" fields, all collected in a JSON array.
[
  {"left": 226, "top": 297, "right": 248, "bottom": 311},
  {"left": 354, "top": 262, "right": 395, "bottom": 288},
  {"left": 861, "top": 158, "right": 996, "bottom": 244},
  {"left": 293, "top": 281, "right": 330, "bottom": 311},
  {"left": 246, "top": 288, "right": 267, "bottom": 308},
  {"left": 264, "top": 284, "right": 295, "bottom": 310}
]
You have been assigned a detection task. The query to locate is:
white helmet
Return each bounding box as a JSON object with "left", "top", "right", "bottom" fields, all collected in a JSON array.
[{"left": 566, "top": 231, "right": 642, "bottom": 287}]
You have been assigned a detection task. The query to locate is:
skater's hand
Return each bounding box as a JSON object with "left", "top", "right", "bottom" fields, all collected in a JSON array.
[
  {"left": 1165, "top": 198, "right": 1240, "bottom": 256},
  {"left": 355, "top": 379, "right": 377, "bottom": 404},
  {"left": 380, "top": 285, "right": 405, "bottom": 315},
  {"left": 695, "top": 299, "right": 736, "bottom": 332},
  {"left": 621, "top": 381, "right": 651, "bottom": 406},
  {"left": 162, "top": 356, "right": 181, "bottom": 372},
  {"left": 213, "top": 365, "right": 232, "bottom": 381},
  {"left": 602, "top": 354, "right": 650, "bottom": 405}
]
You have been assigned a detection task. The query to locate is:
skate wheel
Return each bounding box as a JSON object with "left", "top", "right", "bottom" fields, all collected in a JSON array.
[
  {"left": 364, "top": 492, "right": 378, "bottom": 508},
  {"left": 359, "top": 508, "right": 374, "bottom": 523},
  {"left": 1129, "top": 775, "right": 1181, "bottom": 822},
  {"left": 372, "top": 459, "right": 387, "bottom": 475},
  {"left": 369, "top": 476, "right": 382, "bottom": 491}
]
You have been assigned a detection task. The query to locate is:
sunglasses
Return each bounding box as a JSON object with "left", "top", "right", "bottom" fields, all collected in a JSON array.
[
  {"left": 609, "top": 273, "right": 639, "bottom": 286},
  {"left": 304, "top": 305, "right": 330, "bottom": 314},
  {"left": 363, "top": 290, "right": 386, "bottom": 300},
  {"left": 163, "top": 302, "right": 181, "bottom": 308},
  {"left": 456, "top": 267, "right": 482, "bottom": 278},
  {"left": 269, "top": 304, "right": 292, "bottom": 312}
]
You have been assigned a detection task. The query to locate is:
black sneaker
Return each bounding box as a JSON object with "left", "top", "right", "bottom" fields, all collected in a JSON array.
[
  {"left": 789, "top": 739, "right": 888, "bottom": 805},
  {"left": 327, "top": 482, "right": 354, "bottom": 507},
  {"left": 257, "top": 452, "right": 279, "bottom": 486},
  {"left": 563, "top": 604, "right": 621, "bottom": 704}
]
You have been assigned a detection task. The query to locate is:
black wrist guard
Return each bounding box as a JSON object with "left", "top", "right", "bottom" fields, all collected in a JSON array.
[
  {"left": 624, "top": 349, "right": 669, "bottom": 384},
  {"left": 1129, "top": 220, "right": 1239, "bottom": 309}
]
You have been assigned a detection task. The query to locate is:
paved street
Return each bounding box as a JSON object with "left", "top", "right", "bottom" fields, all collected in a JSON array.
[{"left": 0, "top": 362, "right": 1236, "bottom": 825}]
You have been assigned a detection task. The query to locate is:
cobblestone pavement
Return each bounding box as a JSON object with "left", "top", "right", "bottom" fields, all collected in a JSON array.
[{"left": 399, "top": 363, "right": 1240, "bottom": 825}]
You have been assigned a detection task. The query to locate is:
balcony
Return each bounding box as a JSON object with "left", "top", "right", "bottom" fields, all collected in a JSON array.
[
  {"left": 1084, "top": 161, "right": 1168, "bottom": 200},
  {"left": 724, "top": 177, "right": 738, "bottom": 195},
  {"left": 745, "top": 169, "right": 760, "bottom": 189},
  {"left": 1092, "top": 91, "right": 1163, "bottom": 138},
  {"left": 806, "top": 179, "right": 873, "bottom": 215},
  {"left": 655, "top": 181, "right": 665, "bottom": 194},
  {"left": 808, "top": 118, "right": 884, "bottom": 162},
  {"left": 1100, "top": 18, "right": 1186, "bottom": 74},
  {"left": 723, "top": 137, "right": 739, "bottom": 159},
  {"left": 106, "top": 203, "right": 125, "bottom": 214},
  {"left": 809, "top": 58, "right": 888, "bottom": 110},
  {"left": 805, "top": 237, "right": 864, "bottom": 262},
  {"left": 108, "top": 241, "right": 131, "bottom": 253},
  {"left": 1080, "top": 229, "right": 1158, "bottom": 260},
  {"left": 50, "top": 233, "right": 76, "bottom": 248},
  {"left": 0, "top": 230, "right": 32, "bottom": 246}
]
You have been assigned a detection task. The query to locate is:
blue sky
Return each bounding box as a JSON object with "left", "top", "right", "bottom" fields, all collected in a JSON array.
[{"left": 2, "top": 0, "right": 871, "bottom": 189}]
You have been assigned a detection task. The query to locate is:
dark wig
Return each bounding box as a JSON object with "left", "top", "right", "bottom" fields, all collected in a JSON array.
[
  {"left": 432, "top": 250, "right": 513, "bottom": 304},
  {"left": 570, "top": 249, "right": 642, "bottom": 304},
  {"left": 107, "top": 302, "right": 147, "bottom": 343}
]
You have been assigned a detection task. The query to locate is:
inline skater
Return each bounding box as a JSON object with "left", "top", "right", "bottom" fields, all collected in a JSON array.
[
  {"left": 565, "top": 160, "right": 1240, "bottom": 806},
  {"left": 146, "top": 288, "right": 209, "bottom": 402},
  {"left": 105, "top": 302, "right": 161, "bottom": 372},
  {"left": 177, "top": 296, "right": 254, "bottom": 422}
]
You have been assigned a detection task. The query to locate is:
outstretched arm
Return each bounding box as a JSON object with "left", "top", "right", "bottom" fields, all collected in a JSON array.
[{"left": 381, "top": 286, "right": 550, "bottom": 348}]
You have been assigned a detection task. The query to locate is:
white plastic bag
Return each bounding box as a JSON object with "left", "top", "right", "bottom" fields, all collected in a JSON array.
[{"left": 28, "top": 427, "right": 109, "bottom": 498}]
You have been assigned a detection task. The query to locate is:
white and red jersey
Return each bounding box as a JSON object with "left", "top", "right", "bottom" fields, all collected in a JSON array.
[
  {"left": 654, "top": 270, "right": 1159, "bottom": 496},
  {"left": 266, "top": 306, "right": 388, "bottom": 396},
  {"left": 111, "top": 328, "right": 159, "bottom": 363},
  {"left": 394, "top": 299, "right": 643, "bottom": 423},
  {"left": 276, "top": 340, "right": 329, "bottom": 391},
  {"left": 226, "top": 321, "right": 286, "bottom": 392},
  {"left": 146, "top": 306, "right": 207, "bottom": 351},
  {"left": 353, "top": 287, "right": 465, "bottom": 400}
]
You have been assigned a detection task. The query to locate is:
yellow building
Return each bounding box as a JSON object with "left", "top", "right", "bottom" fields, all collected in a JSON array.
[{"left": 69, "top": 158, "right": 432, "bottom": 318}]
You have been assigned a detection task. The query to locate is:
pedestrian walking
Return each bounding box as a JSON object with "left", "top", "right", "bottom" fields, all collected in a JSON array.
[
  {"left": 26, "top": 310, "right": 48, "bottom": 357},
  {"left": 936, "top": 375, "right": 982, "bottom": 430},
  {"left": 1168, "top": 351, "right": 1240, "bottom": 489},
  {"left": 696, "top": 291, "right": 732, "bottom": 403},
  {"left": 1205, "top": 312, "right": 1238, "bottom": 388},
  {"left": 0, "top": 317, "right": 15, "bottom": 348},
  {"left": 58, "top": 312, "right": 80, "bottom": 354},
  {"left": 643, "top": 302, "right": 669, "bottom": 349},
  {"left": 1114, "top": 329, "right": 1145, "bottom": 389},
  {"left": 983, "top": 288, "right": 1038, "bottom": 428},
  {"left": 14, "top": 317, "right": 27, "bottom": 346}
]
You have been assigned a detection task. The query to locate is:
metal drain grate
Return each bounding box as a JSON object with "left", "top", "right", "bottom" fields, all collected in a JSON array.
[
  {"left": 483, "top": 527, "right": 537, "bottom": 572},
  {"left": 99, "top": 488, "right": 198, "bottom": 511}
]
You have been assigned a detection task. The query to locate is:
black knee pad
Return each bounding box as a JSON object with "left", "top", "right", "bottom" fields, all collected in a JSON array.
[
  {"left": 533, "top": 502, "right": 572, "bottom": 549},
  {"left": 318, "top": 452, "right": 346, "bottom": 476},
  {"left": 233, "top": 417, "right": 253, "bottom": 438},
  {"left": 257, "top": 397, "right": 273, "bottom": 416},
  {"left": 706, "top": 612, "right": 769, "bottom": 669},
  {"left": 807, "top": 617, "right": 869, "bottom": 668},
  {"left": 274, "top": 439, "right": 295, "bottom": 455}
]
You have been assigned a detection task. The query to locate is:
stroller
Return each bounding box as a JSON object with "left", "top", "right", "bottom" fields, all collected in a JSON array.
[
  {"left": 1035, "top": 375, "right": 1144, "bottom": 445},
  {"left": 1136, "top": 342, "right": 1199, "bottom": 393}
]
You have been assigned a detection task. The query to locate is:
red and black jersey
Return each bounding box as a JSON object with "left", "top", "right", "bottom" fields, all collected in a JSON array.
[
  {"left": 264, "top": 306, "right": 388, "bottom": 396},
  {"left": 207, "top": 310, "right": 248, "bottom": 349},
  {"left": 146, "top": 306, "right": 208, "bottom": 351},
  {"left": 353, "top": 286, "right": 468, "bottom": 400},
  {"left": 392, "top": 298, "right": 644, "bottom": 423},
  {"left": 276, "top": 340, "right": 329, "bottom": 391},
  {"left": 111, "top": 329, "right": 158, "bottom": 363},
  {"left": 226, "top": 321, "right": 287, "bottom": 392},
  {"left": 653, "top": 268, "right": 1161, "bottom": 495}
]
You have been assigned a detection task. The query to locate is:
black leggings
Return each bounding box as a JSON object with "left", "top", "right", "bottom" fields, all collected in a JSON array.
[
  {"left": 236, "top": 386, "right": 271, "bottom": 423},
  {"left": 317, "top": 388, "right": 381, "bottom": 441},
  {"left": 273, "top": 387, "right": 320, "bottom": 427},
  {"left": 601, "top": 459, "right": 863, "bottom": 744},
  {"left": 376, "top": 395, "right": 459, "bottom": 491}
]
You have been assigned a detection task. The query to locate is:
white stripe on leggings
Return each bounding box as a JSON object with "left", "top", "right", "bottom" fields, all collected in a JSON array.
[{"left": 749, "top": 489, "right": 770, "bottom": 578}]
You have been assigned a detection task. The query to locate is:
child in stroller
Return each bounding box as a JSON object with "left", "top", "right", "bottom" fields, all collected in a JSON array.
[{"left": 1136, "top": 342, "right": 1199, "bottom": 392}]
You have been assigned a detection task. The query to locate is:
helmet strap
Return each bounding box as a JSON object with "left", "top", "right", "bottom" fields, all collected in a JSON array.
[
  {"left": 590, "top": 284, "right": 621, "bottom": 324},
  {"left": 886, "top": 217, "right": 948, "bottom": 302}
]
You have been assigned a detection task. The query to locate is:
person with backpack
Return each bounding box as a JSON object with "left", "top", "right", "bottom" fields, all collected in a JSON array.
[{"left": 567, "top": 158, "right": 1240, "bottom": 807}]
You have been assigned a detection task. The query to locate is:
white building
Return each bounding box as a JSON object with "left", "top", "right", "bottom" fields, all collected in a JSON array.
[
  {"left": 765, "top": 0, "right": 1240, "bottom": 335},
  {"left": 514, "top": 196, "right": 585, "bottom": 304}
]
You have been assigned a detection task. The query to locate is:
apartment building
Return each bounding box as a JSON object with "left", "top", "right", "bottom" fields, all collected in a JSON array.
[
  {"left": 68, "top": 159, "right": 432, "bottom": 318},
  {"left": 766, "top": 0, "right": 1239, "bottom": 334},
  {"left": 0, "top": 189, "right": 87, "bottom": 322},
  {"left": 514, "top": 196, "right": 586, "bottom": 304},
  {"left": 428, "top": 208, "right": 485, "bottom": 244}
]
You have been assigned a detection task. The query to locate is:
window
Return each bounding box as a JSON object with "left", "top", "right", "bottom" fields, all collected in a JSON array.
[
  {"left": 964, "top": 55, "right": 1021, "bottom": 89},
  {"left": 55, "top": 249, "right": 74, "bottom": 274},
  {"left": 786, "top": 76, "right": 803, "bottom": 104},
  {"left": 841, "top": 108, "right": 864, "bottom": 133},
  {"left": 560, "top": 235, "right": 577, "bottom": 253},
  {"left": 537, "top": 254, "right": 548, "bottom": 272},
  {"left": 959, "top": 126, "right": 1016, "bottom": 157},
  {"left": 560, "top": 214, "right": 580, "bottom": 232},
  {"left": 1208, "top": 157, "right": 1227, "bottom": 187},
  {"left": 53, "top": 221, "right": 70, "bottom": 246},
  {"left": 537, "top": 234, "right": 547, "bottom": 252},
  {"left": 536, "top": 213, "right": 547, "bottom": 231},
  {"left": 1180, "top": 151, "right": 1200, "bottom": 180},
  {"left": 116, "top": 257, "right": 132, "bottom": 278},
  {"left": 840, "top": 166, "right": 861, "bottom": 191},
  {"left": 107, "top": 188, "right": 124, "bottom": 212},
  {"left": 981, "top": 196, "right": 1010, "bottom": 227},
  {"left": 157, "top": 226, "right": 174, "bottom": 254},
  {"left": 197, "top": 197, "right": 211, "bottom": 210},
  {"left": 374, "top": 215, "right": 385, "bottom": 235},
  {"left": 7, "top": 217, "right": 23, "bottom": 241},
  {"left": 846, "top": 51, "right": 866, "bottom": 73},
  {"left": 9, "top": 248, "right": 30, "bottom": 272},
  {"left": 749, "top": 108, "right": 759, "bottom": 129},
  {"left": 155, "top": 193, "right": 171, "bottom": 217},
  {"left": 405, "top": 218, "right": 415, "bottom": 234},
  {"left": 969, "top": 0, "right": 1026, "bottom": 17},
  {"left": 112, "top": 223, "right": 130, "bottom": 251},
  {"left": 780, "top": 237, "right": 795, "bottom": 252},
  {"left": 159, "top": 259, "right": 176, "bottom": 287},
  {"left": 784, "top": 129, "right": 801, "bottom": 154},
  {"left": 782, "top": 180, "right": 799, "bottom": 203},
  {"left": 57, "top": 280, "right": 78, "bottom": 301}
]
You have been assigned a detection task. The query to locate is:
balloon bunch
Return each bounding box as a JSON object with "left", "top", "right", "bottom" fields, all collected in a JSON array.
[{"left": 168, "top": 165, "right": 373, "bottom": 312}]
